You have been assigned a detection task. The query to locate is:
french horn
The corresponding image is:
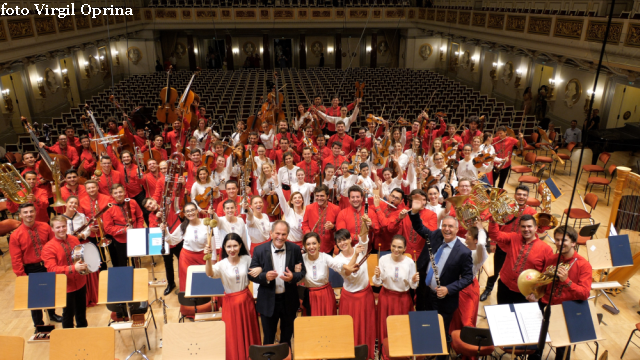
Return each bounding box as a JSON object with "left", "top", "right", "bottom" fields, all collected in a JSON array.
[
  {"left": 446, "top": 195, "right": 480, "bottom": 230},
  {"left": 517, "top": 261, "right": 575, "bottom": 299}
]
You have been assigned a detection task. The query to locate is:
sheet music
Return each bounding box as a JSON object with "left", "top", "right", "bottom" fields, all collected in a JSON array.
[
  {"left": 127, "top": 228, "right": 147, "bottom": 256},
  {"left": 609, "top": 223, "right": 617, "bottom": 236},
  {"left": 484, "top": 305, "right": 524, "bottom": 346},
  {"left": 515, "top": 303, "right": 551, "bottom": 343}
]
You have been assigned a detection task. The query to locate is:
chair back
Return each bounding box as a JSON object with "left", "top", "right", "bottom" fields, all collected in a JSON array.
[
  {"left": 607, "top": 164, "right": 617, "bottom": 176},
  {"left": 579, "top": 223, "right": 600, "bottom": 238},
  {"left": 524, "top": 151, "right": 536, "bottom": 164},
  {"left": 566, "top": 142, "right": 576, "bottom": 152},
  {"left": 599, "top": 152, "right": 611, "bottom": 166},
  {"left": 584, "top": 193, "right": 598, "bottom": 211},
  {"left": 459, "top": 326, "right": 494, "bottom": 347},
  {"left": 0, "top": 335, "right": 24, "bottom": 360},
  {"left": 336, "top": 345, "right": 368, "bottom": 360},
  {"left": 530, "top": 132, "right": 539, "bottom": 143},
  {"left": 249, "top": 343, "right": 290, "bottom": 360},
  {"left": 178, "top": 292, "right": 211, "bottom": 307}
]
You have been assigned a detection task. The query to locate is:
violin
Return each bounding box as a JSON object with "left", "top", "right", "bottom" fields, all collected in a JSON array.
[
  {"left": 156, "top": 66, "right": 178, "bottom": 124},
  {"left": 372, "top": 131, "right": 391, "bottom": 168},
  {"left": 195, "top": 186, "right": 218, "bottom": 209},
  {"left": 178, "top": 68, "right": 200, "bottom": 127},
  {"left": 348, "top": 150, "right": 362, "bottom": 175},
  {"left": 366, "top": 114, "right": 385, "bottom": 125}
]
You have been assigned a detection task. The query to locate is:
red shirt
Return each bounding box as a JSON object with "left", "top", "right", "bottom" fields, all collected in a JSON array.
[
  {"left": 67, "top": 136, "right": 82, "bottom": 153},
  {"left": 499, "top": 205, "right": 537, "bottom": 234},
  {"left": 163, "top": 119, "right": 190, "bottom": 154},
  {"left": 102, "top": 201, "right": 145, "bottom": 243},
  {"left": 9, "top": 221, "right": 53, "bottom": 276},
  {"left": 79, "top": 194, "right": 113, "bottom": 238},
  {"left": 275, "top": 133, "right": 299, "bottom": 150},
  {"left": 6, "top": 187, "right": 50, "bottom": 223},
  {"left": 216, "top": 195, "right": 243, "bottom": 217},
  {"left": 296, "top": 160, "right": 320, "bottom": 184},
  {"left": 421, "top": 117, "right": 447, "bottom": 153},
  {"left": 355, "top": 136, "right": 373, "bottom": 152},
  {"left": 325, "top": 102, "right": 355, "bottom": 131},
  {"left": 124, "top": 126, "right": 147, "bottom": 148},
  {"left": 54, "top": 184, "right": 87, "bottom": 214},
  {"left": 97, "top": 169, "right": 127, "bottom": 197},
  {"left": 301, "top": 202, "right": 340, "bottom": 254},
  {"left": 317, "top": 146, "right": 331, "bottom": 160},
  {"left": 442, "top": 134, "right": 463, "bottom": 150},
  {"left": 541, "top": 251, "right": 592, "bottom": 305},
  {"left": 492, "top": 136, "right": 520, "bottom": 168},
  {"left": 322, "top": 153, "right": 346, "bottom": 172},
  {"left": 461, "top": 129, "right": 482, "bottom": 145},
  {"left": 142, "top": 172, "right": 163, "bottom": 200},
  {"left": 373, "top": 201, "right": 406, "bottom": 251},
  {"left": 328, "top": 133, "right": 357, "bottom": 158},
  {"left": 393, "top": 208, "right": 438, "bottom": 260},
  {"left": 114, "top": 161, "right": 144, "bottom": 198},
  {"left": 269, "top": 148, "right": 300, "bottom": 170},
  {"left": 25, "top": 162, "right": 52, "bottom": 198},
  {"left": 185, "top": 160, "right": 203, "bottom": 191},
  {"left": 141, "top": 145, "right": 168, "bottom": 161},
  {"left": 45, "top": 143, "right": 80, "bottom": 167},
  {"left": 488, "top": 221, "right": 554, "bottom": 293},
  {"left": 336, "top": 205, "right": 381, "bottom": 246},
  {"left": 79, "top": 148, "right": 97, "bottom": 175},
  {"left": 42, "top": 235, "right": 86, "bottom": 293}
]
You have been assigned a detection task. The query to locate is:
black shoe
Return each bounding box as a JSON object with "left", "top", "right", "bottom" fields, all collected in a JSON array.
[
  {"left": 164, "top": 283, "right": 176, "bottom": 296},
  {"left": 480, "top": 289, "right": 492, "bottom": 302},
  {"left": 50, "top": 314, "right": 63, "bottom": 323}
]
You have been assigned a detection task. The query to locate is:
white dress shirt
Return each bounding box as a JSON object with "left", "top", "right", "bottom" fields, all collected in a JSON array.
[
  {"left": 563, "top": 127, "right": 582, "bottom": 144},
  {"left": 63, "top": 212, "right": 91, "bottom": 239},
  {"left": 330, "top": 234, "right": 370, "bottom": 293},
  {"left": 317, "top": 106, "right": 359, "bottom": 132},
  {"left": 216, "top": 216, "right": 248, "bottom": 250},
  {"left": 165, "top": 223, "right": 208, "bottom": 252},
  {"left": 278, "top": 166, "right": 299, "bottom": 187},
  {"left": 372, "top": 255, "right": 418, "bottom": 292},
  {"left": 271, "top": 243, "right": 287, "bottom": 294},
  {"left": 302, "top": 253, "right": 335, "bottom": 287},
  {"left": 470, "top": 229, "right": 489, "bottom": 277},
  {"left": 209, "top": 255, "right": 252, "bottom": 293}
]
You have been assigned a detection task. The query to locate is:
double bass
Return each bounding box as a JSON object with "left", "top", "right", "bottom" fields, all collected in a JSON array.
[
  {"left": 21, "top": 117, "right": 71, "bottom": 182},
  {"left": 178, "top": 68, "right": 200, "bottom": 127},
  {"left": 156, "top": 66, "right": 178, "bottom": 124},
  {"left": 260, "top": 73, "right": 285, "bottom": 127},
  {"left": 240, "top": 97, "right": 264, "bottom": 146}
]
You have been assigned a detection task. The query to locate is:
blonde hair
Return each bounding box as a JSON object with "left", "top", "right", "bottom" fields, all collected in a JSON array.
[
  {"left": 196, "top": 166, "right": 211, "bottom": 185},
  {"left": 430, "top": 137, "right": 443, "bottom": 156},
  {"left": 50, "top": 215, "right": 67, "bottom": 227},
  {"left": 288, "top": 191, "right": 305, "bottom": 211},
  {"left": 259, "top": 162, "right": 273, "bottom": 187}
]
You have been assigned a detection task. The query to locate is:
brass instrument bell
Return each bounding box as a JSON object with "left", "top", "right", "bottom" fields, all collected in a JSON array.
[
  {"left": 0, "top": 163, "right": 32, "bottom": 204},
  {"left": 446, "top": 195, "right": 480, "bottom": 230}
]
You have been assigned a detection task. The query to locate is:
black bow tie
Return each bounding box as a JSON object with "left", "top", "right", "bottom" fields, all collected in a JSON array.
[{"left": 274, "top": 248, "right": 285, "bottom": 253}]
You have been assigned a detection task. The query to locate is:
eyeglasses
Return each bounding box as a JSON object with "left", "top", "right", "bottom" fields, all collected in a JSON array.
[{"left": 185, "top": 209, "right": 197, "bottom": 214}]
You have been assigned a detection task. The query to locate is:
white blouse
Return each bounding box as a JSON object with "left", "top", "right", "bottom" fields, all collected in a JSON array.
[
  {"left": 63, "top": 212, "right": 91, "bottom": 239},
  {"left": 275, "top": 186, "right": 305, "bottom": 243},
  {"left": 215, "top": 215, "right": 248, "bottom": 250},
  {"left": 456, "top": 158, "right": 490, "bottom": 181},
  {"left": 278, "top": 166, "right": 300, "bottom": 187},
  {"left": 372, "top": 255, "right": 418, "bottom": 292},
  {"left": 258, "top": 177, "right": 278, "bottom": 197},
  {"left": 209, "top": 255, "right": 252, "bottom": 294},
  {"left": 211, "top": 157, "right": 234, "bottom": 192},
  {"left": 293, "top": 112, "right": 313, "bottom": 130},
  {"left": 330, "top": 234, "right": 370, "bottom": 293},
  {"left": 246, "top": 213, "right": 271, "bottom": 244},
  {"left": 193, "top": 129, "right": 219, "bottom": 150},
  {"left": 426, "top": 203, "right": 447, "bottom": 228},
  {"left": 191, "top": 180, "right": 218, "bottom": 211},
  {"left": 390, "top": 153, "right": 409, "bottom": 171},
  {"left": 381, "top": 177, "right": 408, "bottom": 198},
  {"left": 302, "top": 253, "right": 336, "bottom": 288},
  {"left": 338, "top": 175, "right": 359, "bottom": 198},
  {"left": 254, "top": 156, "right": 271, "bottom": 178},
  {"left": 317, "top": 106, "right": 359, "bottom": 132},
  {"left": 165, "top": 223, "right": 208, "bottom": 252},
  {"left": 471, "top": 229, "right": 489, "bottom": 277},
  {"left": 430, "top": 166, "right": 458, "bottom": 190},
  {"left": 260, "top": 128, "right": 275, "bottom": 150},
  {"left": 357, "top": 175, "right": 377, "bottom": 197},
  {"left": 292, "top": 182, "right": 317, "bottom": 206}
]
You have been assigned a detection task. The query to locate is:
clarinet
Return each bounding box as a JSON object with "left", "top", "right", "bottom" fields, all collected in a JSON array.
[{"left": 424, "top": 230, "right": 443, "bottom": 297}]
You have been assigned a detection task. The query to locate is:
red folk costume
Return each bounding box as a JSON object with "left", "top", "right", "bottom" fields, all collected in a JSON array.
[
  {"left": 301, "top": 202, "right": 340, "bottom": 254},
  {"left": 44, "top": 143, "right": 80, "bottom": 168},
  {"left": 9, "top": 221, "right": 53, "bottom": 276},
  {"left": 113, "top": 160, "right": 144, "bottom": 198},
  {"left": 492, "top": 136, "right": 521, "bottom": 169},
  {"left": 216, "top": 195, "right": 244, "bottom": 217},
  {"left": 322, "top": 153, "right": 346, "bottom": 172},
  {"left": 355, "top": 136, "right": 373, "bottom": 152},
  {"left": 163, "top": 118, "right": 190, "bottom": 154},
  {"left": 442, "top": 134, "right": 464, "bottom": 151},
  {"left": 6, "top": 187, "right": 50, "bottom": 223},
  {"left": 317, "top": 146, "right": 332, "bottom": 160},
  {"left": 374, "top": 202, "right": 406, "bottom": 251},
  {"left": 269, "top": 148, "right": 300, "bottom": 170},
  {"left": 389, "top": 208, "right": 438, "bottom": 259},
  {"left": 184, "top": 160, "right": 203, "bottom": 191},
  {"left": 325, "top": 102, "right": 355, "bottom": 132},
  {"left": 540, "top": 252, "right": 592, "bottom": 305},
  {"left": 96, "top": 169, "right": 127, "bottom": 197},
  {"left": 54, "top": 184, "right": 87, "bottom": 214},
  {"left": 102, "top": 201, "right": 145, "bottom": 244},
  {"left": 142, "top": 172, "right": 163, "bottom": 200},
  {"left": 488, "top": 222, "right": 553, "bottom": 294},
  {"left": 41, "top": 234, "right": 86, "bottom": 292},
  {"left": 461, "top": 129, "right": 483, "bottom": 145},
  {"left": 328, "top": 133, "right": 357, "bottom": 158},
  {"left": 308, "top": 283, "right": 337, "bottom": 316},
  {"left": 79, "top": 148, "right": 97, "bottom": 175},
  {"left": 420, "top": 117, "right": 447, "bottom": 153},
  {"left": 67, "top": 135, "right": 82, "bottom": 153},
  {"left": 79, "top": 193, "right": 113, "bottom": 238},
  {"left": 124, "top": 126, "right": 147, "bottom": 148},
  {"left": 296, "top": 160, "right": 320, "bottom": 184},
  {"left": 22, "top": 165, "right": 52, "bottom": 198},
  {"left": 141, "top": 144, "right": 168, "bottom": 161},
  {"left": 335, "top": 206, "right": 380, "bottom": 246}
]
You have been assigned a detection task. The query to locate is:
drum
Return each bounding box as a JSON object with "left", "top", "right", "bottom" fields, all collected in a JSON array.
[{"left": 71, "top": 243, "right": 101, "bottom": 275}]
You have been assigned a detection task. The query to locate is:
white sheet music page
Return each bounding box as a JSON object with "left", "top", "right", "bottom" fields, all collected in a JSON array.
[
  {"left": 515, "top": 302, "right": 551, "bottom": 344},
  {"left": 485, "top": 305, "right": 524, "bottom": 346}
]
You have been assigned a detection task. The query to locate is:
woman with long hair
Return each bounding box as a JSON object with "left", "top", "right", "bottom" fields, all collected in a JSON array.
[
  {"left": 277, "top": 151, "right": 299, "bottom": 201},
  {"left": 160, "top": 202, "right": 208, "bottom": 292},
  {"left": 425, "top": 185, "right": 451, "bottom": 228},
  {"left": 273, "top": 172, "right": 305, "bottom": 244},
  {"left": 293, "top": 104, "right": 313, "bottom": 133},
  {"left": 193, "top": 117, "right": 218, "bottom": 150},
  {"left": 209, "top": 200, "right": 248, "bottom": 250},
  {"left": 204, "top": 233, "right": 262, "bottom": 360},
  {"left": 301, "top": 232, "right": 337, "bottom": 316},
  {"left": 292, "top": 168, "right": 317, "bottom": 206},
  {"left": 244, "top": 196, "right": 272, "bottom": 255},
  {"left": 260, "top": 122, "right": 276, "bottom": 152},
  {"left": 372, "top": 235, "right": 419, "bottom": 344},
  {"left": 191, "top": 166, "right": 217, "bottom": 216},
  {"left": 427, "top": 137, "right": 444, "bottom": 168},
  {"left": 257, "top": 161, "right": 280, "bottom": 221}
]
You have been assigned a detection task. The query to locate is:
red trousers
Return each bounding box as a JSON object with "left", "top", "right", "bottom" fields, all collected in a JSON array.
[
  {"left": 222, "top": 288, "right": 261, "bottom": 360},
  {"left": 250, "top": 239, "right": 270, "bottom": 256},
  {"left": 309, "top": 283, "right": 337, "bottom": 316},
  {"left": 340, "top": 285, "right": 376, "bottom": 360}
]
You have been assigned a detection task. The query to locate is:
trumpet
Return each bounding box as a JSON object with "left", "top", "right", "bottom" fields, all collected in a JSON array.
[
  {"left": 0, "top": 163, "right": 31, "bottom": 204},
  {"left": 517, "top": 258, "right": 578, "bottom": 299}
]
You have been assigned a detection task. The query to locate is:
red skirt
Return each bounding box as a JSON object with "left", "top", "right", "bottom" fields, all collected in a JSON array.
[
  {"left": 309, "top": 283, "right": 337, "bottom": 316},
  {"left": 222, "top": 288, "right": 261, "bottom": 360},
  {"left": 450, "top": 278, "right": 480, "bottom": 335},
  {"left": 250, "top": 239, "right": 270, "bottom": 256},
  {"left": 339, "top": 196, "right": 350, "bottom": 210},
  {"left": 339, "top": 285, "right": 376, "bottom": 359},
  {"left": 179, "top": 248, "right": 206, "bottom": 292},
  {"left": 376, "top": 287, "right": 413, "bottom": 343}
]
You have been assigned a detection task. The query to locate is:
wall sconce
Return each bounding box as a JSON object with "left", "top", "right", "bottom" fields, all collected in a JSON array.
[
  {"left": 194, "top": 48, "right": 198, "bottom": 54},
  {"left": 61, "top": 69, "right": 70, "bottom": 88},
  {"left": 490, "top": 62, "right": 498, "bottom": 81},
  {"left": 470, "top": 55, "right": 479, "bottom": 72},
  {"left": 84, "top": 61, "right": 91, "bottom": 78},
  {"left": 327, "top": 46, "right": 333, "bottom": 54},
  {"left": 113, "top": 51, "right": 120, "bottom": 66},
  {"left": 232, "top": 48, "right": 239, "bottom": 55},
  {"left": 440, "top": 46, "right": 446, "bottom": 62},
  {"left": 2, "top": 89, "right": 13, "bottom": 113},
  {"left": 584, "top": 89, "right": 594, "bottom": 116},
  {"left": 514, "top": 69, "right": 523, "bottom": 88},
  {"left": 36, "top": 77, "right": 46, "bottom": 98},
  {"left": 99, "top": 55, "right": 106, "bottom": 72},
  {"left": 366, "top": 46, "right": 372, "bottom": 53},
  {"left": 547, "top": 78, "right": 557, "bottom": 99}
]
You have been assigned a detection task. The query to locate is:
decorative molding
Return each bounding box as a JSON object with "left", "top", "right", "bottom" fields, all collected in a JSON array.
[
  {"left": 298, "top": 9, "right": 308, "bottom": 20},
  {"left": 144, "top": 10, "right": 153, "bottom": 20},
  {"left": 115, "top": 15, "right": 125, "bottom": 23},
  {"left": 458, "top": 12, "right": 470, "bottom": 25},
  {"left": 528, "top": 16, "right": 552, "bottom": 35},
  {"left": 275, "top": 9, "right": 294, "bottom": 19},
  {"left": 107, "top": 15, "right": 115, "bottom": 25},
  {"left": 133, "top": 9, "right": 141, "bottom": 21},
  {"left": 554, "top": 18, "right": 583, "bottom": 39},
  {"left": 182, "top": 10, "right": 192, "bottom": 20},
  {"left": 235, "top": 10, "right": 256, "bottom": 19},
  {"left": 586, "top": 21, "right": 622, "bottom": 44},
  {"left": 487, "top": 14, "right": 505, "bottom": 30},
  {"left": 408, "top": 9, "right": 415, "bottom": 19},
  {"left": 349, "top": 9, "right": 368, "bottom": 19},
  {"left": 7, "top": 19, "right": 34, "bottom": 40},
  {"left": 221, "top": 10, "right": 232, "bottom": 19},
  {"left": 426, "top": 9, "right": 435, "bottom": 21},
  {"left": 386, "top": 9, "right": 404, "bottom": 19},
  {"left": 624, "top": 24, "right": 640, "bottom": 48},
  {"left": 90, "top": 16, "right": 103, "bottom": 27},
  {"left": 418, "top": 9, "right": 426, "bottom": 20},
  {"left": 472, "top": 13, "right": 486, "bottom": 27},
  {"left": 260, "top": 9, "right": 270, "bottom": 19},
  {"left": 35, "top": 17, "right": 56, "bottom": 36},
  {"left": 373, "top": 10, "right": 382, "bottom": 19},
  {"left": 311, "top": 10, "right": 331, "bottom": 20},
  {"left": 196, "top": 10, "right": 216, "bottom": 20},
  {"left": 446, "top": 10, "right": 457, "bottom": 24},
  {"left": 436, "top": 10, "right": 446, "bottom": 22},
  {"left": 155, "top": 9, "right": 178, "bottom": 19},
  {"left": 0, "top": 20, "right": 6, "bottom": 42},
  {"left": 75, "top": 15, "right": 90, "bottom": 30},
  {"left": 57, "top": 16, "right": 74, "bottom": 32},
  {"left": 506, "top": 15, "right": 525, "bottom": 32},
  {"left": 336, "top": 9, "right": 345, "bottom": 19}
]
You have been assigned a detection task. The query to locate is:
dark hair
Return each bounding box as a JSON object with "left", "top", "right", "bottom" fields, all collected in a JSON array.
[
  {"left": 18, "top": 202, "right": 35, "bottom": 211},
  {"left": 65, "top": 169, "right": 78, "bottom": 177},
  {"left": 359, "top": 162, "right": 369, "bottom": 170},
  {"left": 141, "top": 197, "right": 154, "bottom": 208},
  {"left": 179, "top": 202, "right": 199, "bottom": 233},
  {"left": 315, "top": 184, "right": 329, "bottom": 195},
  {"left": 23, "top": 170, "right": 37, "bottom": 178},
  {"left": 554, "top": 225, "right": 578, "bottom": 243},
  {"left": 496, "top": 126, "right": 506, "bottom": 133},
  {"left": 220, "top": 233, "right": 250, "bottom": 259},
  {"left": 468, "top": 116, "right": 480, "bottom": 125},
  {"left": 519, "top": 214, "right": 537, "bottom": 226},
  {"left": 410, "top": 188, "right": 428, "bottom": 201},
  {"left": 222, "top": 199, "right": 237, "bottom": 209},
  {"left": 515, "top": 185, "right": 530, "bottom": 195},
  {"left": 347, "top": 185, "right": 364, "bottom": 198},
  {"left": 382, "top": 167, "right": 393, "bottom": 175},
  {"left": 390, "top": 188, "right": 404, "bottom": 198},
  {"left": 303, "top": 232, "right": 321, "bottom": 246},
  {"left": 467, "top": 226, "right": 479, "bottom": 240},
  {"left": 225, "top": 180, "right": 238, "bottom": 189},
  {"left": 190, "top": 148, "right": 202, "bottom": 155},
  {"left": 334, "top": 228, "right": 351, "bottom": 243},
  {"left": 101, "top": 155, "right": 112, "bottom": 162},
  {"left": 332, "top": 141, "right": 342, "bottom": 148},
  {"left": 391, "top": 234, "right": 406, "bottom": 247}
]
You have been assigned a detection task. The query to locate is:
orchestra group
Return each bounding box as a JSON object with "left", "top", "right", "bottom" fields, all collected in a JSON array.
[{"left": 4, "top": 89, "right": 592, "bottom": 360}]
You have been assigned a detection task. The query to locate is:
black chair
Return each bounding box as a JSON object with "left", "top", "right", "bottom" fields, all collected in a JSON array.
[
  {"left": 336, "top": 345, "right": 368, "bottom": 359},
  {"left": 177, "top": 291, "right": 211, "bottom": 322},
  {"left": 249, "top": 343, "right": 291, "bottom": 360},
  {"left": 106, "top": 302, "right": 157, "bottom": 350},
  {"left": 576, "top": 223, "right": 600, "bottom": 252}
]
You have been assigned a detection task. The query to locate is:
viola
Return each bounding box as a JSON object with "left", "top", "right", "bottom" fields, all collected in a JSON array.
[{"left": 156, "top": 66, "right": 178, "bottom": 124}]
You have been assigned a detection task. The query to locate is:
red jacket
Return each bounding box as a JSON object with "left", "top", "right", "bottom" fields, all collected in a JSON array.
[
  {"left": 322, "top": 154, "right": 346, "bottom": 172},
  {"left": 42, "top": 235, "right": 87, "bottom": 293},
  {"left": 79, "top": 193, "right": 113, "bottom": 238},
  {"left": 269, "top": 148, "right": 300, "bottom": 170},
  {"left": 336, "top": 205, "right": 381, "bottom": 246},
  {"left": 9, "top": 221, "right": 53, "bottom": 276},
  {"left": 114, "top": 162, "right": 143, "bottom": 198},
  {"left": 296, "top": 160, "right": 320, "bottom": 184},
  {"left": 328, "top": 133, "right": 357, "bottom": 158},
  {"left": 6, "top": 187, "right": 50, "bottom": 223},
  {"left": 163, "top": 118, "right": 190, "bottom": 154},
  {"left": 541, "top": 251, "right": 592, "bottom": 305},
  {"left": 420, "top": 117, "right": 447, "bottom": 153},
  {"left": 79, "top": 148, "right": 97, "bottom": 175},
  {"left": 301, "top": 202, "right": 340, "bottom": 254},
  {"left": 461, "top": 129, "right": 483, "bottom": 145},
  {"left": 389, "top": 208, "right": 438, "bottom": 260},
  {"left": 44, "top": 143, "right": 80, "bottom": 167},
  {"left": 102, "top": 200, "right": 144, "bottom": 243},
  {"left": 67, "top": 135, "right": 82, "bottom": 153},
  {"left": 492, "top": 136, "right": 522, "bottom": 169},
  {"left": 142, "top": 172, "right": 163, "bottom": 200},
  {"left": 96, "top": 169, "right": 127, "bottom": 197},
  {"left": 124, "top": 126, "right": 147, "bottom": 148},
  {"left": 141, "top": 145, "right": 168, "bottom": 161}
]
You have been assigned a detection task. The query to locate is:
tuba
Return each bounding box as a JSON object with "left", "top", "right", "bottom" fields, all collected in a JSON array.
[
  {"left": 50, "top": 157, "right": 67, "bottom": 207},
  {"left": 0, "top": 163, "right": 31, "bottom": 204},
  {"left": 446, "top": 195, "right": 480, "bottom": 229},
  {"left": 517, "top": 259, "right": 577, "bottom": 299}
]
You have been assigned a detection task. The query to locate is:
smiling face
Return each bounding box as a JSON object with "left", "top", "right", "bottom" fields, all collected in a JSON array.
[
  {"left": 19, "top": 205, "right": 36, "bottom": 226},
  {"left": 383, "top": 170, "right": 392, "bottom": 182},
  {"left": 58, "top": 135, "right": 68, "bottom": 147},
  {"left": 296, "top": 170, "right": 305, "bottom": 183},
  {"left": 515, "top": 189, "right": 529, "bottom": 206},
  {"left": 325, "top": 167, "right": 335, "bottom": 179},
  {"left": 51, "top": 220, "right": 68, "bottom": 240},
  {"left": 66, "top": 197, "right": 78, "bottom": 213},
  {"left": 24, "top": 173, "right": 37, "bottom": 189},
  {"left": 223, "top": 202, "right": 236, "bottom": 217},
  {"left": 262, "top": 163, "right": 272, "bottom": 178},
  {"left": 270, "top": 222, "right": 289, "bottom": 249},
  {"left": 304, "top": 236, "right": 319, "bottom": 255},
  {"left": 336, "top": 123, "right": 345, "bottom": 134},
  {"left": 336, "top": 236, "right": 352, "bottom": 252},
  {"left": 198, "top": 169, "right": 209, "bottom": 182},
  {"left": 226, "top": 183, "right": 238, "bottom": 199},
  {"left": 225, "top": 239, "right": 241, "bottom": 258},
  {"left": 23, "top": 153, "right": 36, "bottom": 167},
  {"left": 81, "top": 137, "right": 91, "bottom": 149},
  {"left": 184, "top": 203, "right": 198, "bottom": 221},
  {"left": 520, "top": 219, "right": 538, "bottom": 241},
  {"left": 441, "top": 217, "right": 459, "bottom": 242},
  {"left": 284, "top": 154, "right": 294, "bottom": 167},
  {"left": 427, "top": 187, "right": 439, "bottom": 204},
  {"left": 121, "top": 152, "right": 132, "bottom": 165},
  {"left": 251, "top": 197, "right": 264, "bottom": 213},
  {"left": 390, "top": 238, "right": 406, "bottom": 257},
  {"left": 349, "top": 190, "right": 363, "bottom": 209},
  {"left": 434, "top": 154, "right": 445, "bottom": 168},
  {"left": 144, "top": 199, "right": 159, "bottom": 212},
  {"left": 112, "top": 187, "right": 126, "bottom": 202},
  {"left": 554, "top": 232, "right": 575, "bottom": 256},
  {"left": 291, "top": 193, "right": 303, "bottom": 208}
]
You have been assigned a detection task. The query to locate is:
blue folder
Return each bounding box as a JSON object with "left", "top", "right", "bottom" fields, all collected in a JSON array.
[
  {"left": 609, "top": 234, "right": 633, "bottom": 267},
  {"left": 191, "top": 272, "right": 225, "bottom": 296},
  {"left": 328, "top": 267, "right": 344, "bottom": 288},
  {"left": 28, "top": 272, "right": 56, "bottom": 309},
  {"left": 562, "top": 300, "right": 597, "bottom": 343},
  {"left": 544, "top": 177, "right": 562, "bottom": 199},
  {"left": 107, "top": 266, "right": 134, "bottom": 303},
  {"left": 408, "top": 311, "right": 443, "bottom": 355},
  {"left": 378, "top": 251, "right": 391, "bottom": 258}
]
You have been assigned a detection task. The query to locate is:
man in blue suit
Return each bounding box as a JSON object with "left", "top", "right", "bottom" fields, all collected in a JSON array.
[
  {"left": 249, "top": 220, "right": 306, "bottom": 346},
  {"left": 408, "top": 196, "right": 474, "bottom": 343}
]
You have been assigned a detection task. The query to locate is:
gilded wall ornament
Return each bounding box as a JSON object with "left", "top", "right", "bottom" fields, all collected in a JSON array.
[
  {"left": 506, "top": 15, "right": 526, "bottom": 32},
  {"left": 44, "top": 68, "right": 60, "bottom": 94},
  {"left": 472, "top": 13, "right": 486, "bottom": 27},
  {"left": 447, "top": 11, "right": 457, "bottom": 24},
  {"left": 35, "top": 17, "right": 56, "bottom": 36},
  {"left": 7, "top": 19, "right": 34, "bottom": 40},
  {"left": 436, "top": 10, "right": 446, "bottom": 22},
  {"left": 564, "top": 79, "right": 581, "bottom": 108},
  {"left": 586, "top": 21, "right": 622, "bottom": 43},
  {"left": 528, "top": 17, "right": 552, "bottom": 35},
  {"left": 501, "top": 61, "right": 514, "bottom": 84},
  {"left": 310, "top": 41, "right": 324, "bottom": 57},
  {"left": 419, "top": 43, "right": 433, "bottom": 60},
  {"left": 242, "top": 41, "right": 257, "bottom": 56},
  {"left": 459, "top": 12, "right": 471, "bottom": 25},
  {"left": 624, "top": 24, "right": 640, "bottom": 48},
  {"left": 175, "top": 42, "right": 188, "bottom": 58},
  {"left": 554, "top": 19, "right": 583, "bottom": 39},
  {"left": 488, "top": 14, "right": 505, "bottom": 30}
]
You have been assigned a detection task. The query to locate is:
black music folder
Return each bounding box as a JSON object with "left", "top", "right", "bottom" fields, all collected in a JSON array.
[
  {"left": 408, "top": 311, "right": 443, "bottom": 355},
  {"left": 191, "top": 272, "right": 225, "bottom": 296},
  {"left": 609, "top": 234, "right": 633, "bottom": 267},
  {"left": 107, "top": 266, "right": 134, "bottom": 302},
  {"left": 28, "top": 272, "right": 56, "bottom": 309},
  {"left": 562, "top": 300, "right": 597, "bottom": 343},
  {"left": 328, "top": 267, "right": 344, "bottom": 288},
  {"left": 544, "top": 177, "right": 563, "bottom": 199}
]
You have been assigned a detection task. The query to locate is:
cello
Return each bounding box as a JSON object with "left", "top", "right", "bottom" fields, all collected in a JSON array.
[
  {"left": 178, "top": 68, "right": 200, "bottom": 127},
  {"left": 260, "top": 72, "right": 285, "bottom": 128},
  {"left": 156, "top": 66, "right": 178, "bottom": 124}
]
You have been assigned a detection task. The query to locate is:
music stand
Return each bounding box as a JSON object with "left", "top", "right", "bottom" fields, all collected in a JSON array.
[
  {"left": 13, "top": 274, "right": 67, "bottom": 343},
  {"left": 185, "top": 265, "right": 222, "bottom": 320},
  {"left": 49, "top": 327, "right": 115, "bottom": 360},
  {"left": 586, "top": 237, "right": 632, "bottom": 313},
  {"left": 386, "top": 314, "right": 448, "bottom": 359},
  {"left": 98, "top": 268, "right": 150, "bottom": 359},
  {"left": 294, "top": 316, "right": 355, "bottom": 359},
  {"left": 163, "top": 322, "right": 225, "bottom": 359},
  {"left": 548, "top": 302, "right": 605, "bottom": 360}
]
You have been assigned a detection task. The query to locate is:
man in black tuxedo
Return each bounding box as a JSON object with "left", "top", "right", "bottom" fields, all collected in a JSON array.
[
  {"left": 407, "top": 199, "right": 474, "bottom": 342},
  {"left": 249, "top": 220, "right": 306, "bottom": 346}
]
